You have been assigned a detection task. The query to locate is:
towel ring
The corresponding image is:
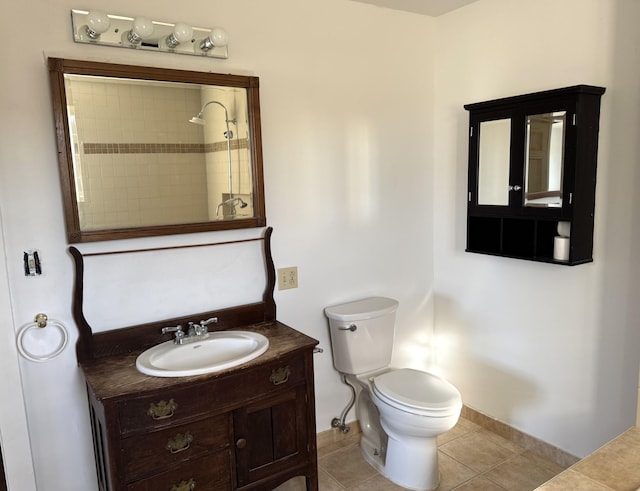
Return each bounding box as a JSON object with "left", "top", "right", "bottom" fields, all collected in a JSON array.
[{"left": 16, "top": 315, "right": 68, "bottom": 362}]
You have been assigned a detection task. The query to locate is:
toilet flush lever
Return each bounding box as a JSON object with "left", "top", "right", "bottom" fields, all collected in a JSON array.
[{"left": 339, "top": 324, "right": 357, "bottom": 332}]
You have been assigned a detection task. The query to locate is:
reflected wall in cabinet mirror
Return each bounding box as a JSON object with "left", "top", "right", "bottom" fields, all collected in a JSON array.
[
  {"left": 524, "top": 111, "right": 566, "bottom": 208},
  {"left": 478, "top": 119, "right": 511, "bottom": 206},
  {"left": 48, "top": 58, "right": 266, "bottom": 243}
]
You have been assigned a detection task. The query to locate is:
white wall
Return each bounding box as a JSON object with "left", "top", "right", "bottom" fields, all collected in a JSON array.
[
  {"left": 0, "top": 0, "right": 435, "bottom": 489},
  {"left": 433, "top": 0, "right": 640, "bottom": 458},
  {"left": 0, "top": 213, "right": 37, "bottom": 491}
]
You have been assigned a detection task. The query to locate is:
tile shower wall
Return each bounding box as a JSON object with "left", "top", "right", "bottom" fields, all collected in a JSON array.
[
  {"left": 66, "top": 77, "right": 209, "bottom": 229},
  {"left": 199, "top": 86, "right": 254, "bottom": 219}
]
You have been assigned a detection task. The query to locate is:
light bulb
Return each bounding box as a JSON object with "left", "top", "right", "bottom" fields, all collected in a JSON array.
[
  {"left": 125, "top": 16, "right": 154, "bottom": 44},
  {"left": 210, "top": 27, "right": 229, "bottom": 47},
  {"left": 164, "top": 22, "right": 193, "bottom": 48},
  {"left": 198, "top": 27, "right": 228, "bottom": 52},
  {"left": 85, "top": 11, "right": 110, "bottom": 39}
]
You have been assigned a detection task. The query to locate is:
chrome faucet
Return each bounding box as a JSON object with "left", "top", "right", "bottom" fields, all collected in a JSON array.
[
  {"left": 161, "top": 325, "right": 185, "bottom": 344},
  {"left": 161, "top": 317, "right": 218, "bottom": 345}
]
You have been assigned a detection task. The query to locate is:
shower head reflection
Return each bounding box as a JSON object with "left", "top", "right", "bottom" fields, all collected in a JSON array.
[{"left": 188, "top": 100, "right": 236, "bottom": 126}]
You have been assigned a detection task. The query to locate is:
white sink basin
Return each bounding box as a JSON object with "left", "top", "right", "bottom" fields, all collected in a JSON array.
[{"left": 136, "top": 331, "right": 269, "bottom": 377}]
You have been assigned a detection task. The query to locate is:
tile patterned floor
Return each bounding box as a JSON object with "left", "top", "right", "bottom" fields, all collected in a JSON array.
[
  {"left": 536, "top": 426, "right": 640, "bottom": 490},
  {"left": 299, "top": 417, "right": 565, "bottom": 490}
]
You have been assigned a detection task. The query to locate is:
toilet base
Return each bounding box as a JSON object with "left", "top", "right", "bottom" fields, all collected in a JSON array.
[
  {"left": 387, "top": 435, "right": 440, "bottom": 490},
  {"left": 360, "top": 435, "right": 440, "bottom": 491}
]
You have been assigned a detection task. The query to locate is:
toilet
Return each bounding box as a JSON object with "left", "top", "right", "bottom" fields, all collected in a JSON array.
[{"left": 325, "top": 297, "right": 462, "bottom": 491}]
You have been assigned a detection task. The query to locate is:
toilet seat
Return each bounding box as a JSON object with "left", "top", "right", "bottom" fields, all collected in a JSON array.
[{"left": 372, "top": 368, "right": 461, "bottom": 417}]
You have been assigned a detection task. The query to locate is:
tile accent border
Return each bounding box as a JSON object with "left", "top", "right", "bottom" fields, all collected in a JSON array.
[
  {"left": 462, "top": 405, "right": 579, "bottom": 469},
  {"left": 83, "top": 139, "right": 248, "bottom": 154}
]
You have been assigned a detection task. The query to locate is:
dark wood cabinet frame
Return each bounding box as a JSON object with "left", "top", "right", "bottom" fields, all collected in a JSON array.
[{"left": 465, "top": 85, "right": 605, "bottom": 265}]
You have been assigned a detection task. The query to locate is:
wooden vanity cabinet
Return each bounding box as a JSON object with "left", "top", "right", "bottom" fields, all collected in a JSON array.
[
  {"left": 70, "top": 229, "right": 319, "bottom": 490},
  {"left": 464, "top": 85, "right": 605, "bottom": 265},
  {"left": 82, "top": 323, "right": 318, "bottom": 491}
]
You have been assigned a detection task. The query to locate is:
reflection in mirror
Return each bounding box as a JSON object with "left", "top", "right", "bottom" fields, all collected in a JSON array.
[
  {"left": 478, "top": 118, "right": 511, "bottom": 206},
  {"left": 49, "top": 58, "right": 266, "bottom": 243},
  {"left": 66, "top": 75, "right": 254, "bottom": 230},
  {"left": 524, "top": 111, "right": 565, "bottom": 207}
]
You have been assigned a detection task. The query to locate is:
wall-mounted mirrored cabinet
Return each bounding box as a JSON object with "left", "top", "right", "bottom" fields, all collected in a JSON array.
[
  {"left": 48, "top": 58, "right": 266, "bottom": 243},
  {"left": 465, "top": 85, "right": 605, "bottom": 265}
]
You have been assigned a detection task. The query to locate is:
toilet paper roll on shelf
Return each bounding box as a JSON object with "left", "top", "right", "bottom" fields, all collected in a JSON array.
[
  {"left": 16, "top": 314, "right": 68, "bottom": 362},
  {"left": 553, "top": 236, "right": 570, "bottom": 262},
  {"left": 557, "top": 221, "right": 571, "bottom": 237}
]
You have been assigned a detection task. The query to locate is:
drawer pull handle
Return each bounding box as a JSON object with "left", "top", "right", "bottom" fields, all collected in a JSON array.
[
  {"left": 147, "top": 399, "right": 178, "bottom": 420},
  {"left": 170, "top": 478, "right": 196, "bottom": 491},
  {"left": 270, "top": 366, "right": 291, "bottom": 385},
  {"left": 236, "top": 438, "right": 247, "bottom": 449},
  {"left": 166, "top": 432, "right": 193, "bottom": 454}
]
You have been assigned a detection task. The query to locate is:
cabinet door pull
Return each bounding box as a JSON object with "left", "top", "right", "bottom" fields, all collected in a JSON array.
[
  {"left": 270, "top": 366, "right": 291, "bottom": 385},
  {"left": 147, "top": 398, "right": 178, "bottom": 420},
  {"left": 170, "top": 478, "right": 196, "bottom": 491},
  {"left": 166, "top": 432, "right": 193, "bottom": 454},
  {"left": 236, "top": 438, "right": 247, "bottom": 449}
]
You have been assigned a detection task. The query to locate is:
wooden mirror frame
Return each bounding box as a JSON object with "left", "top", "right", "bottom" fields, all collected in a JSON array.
[{"left": 48, "top": 58, "right": 266, "bottom": 243}]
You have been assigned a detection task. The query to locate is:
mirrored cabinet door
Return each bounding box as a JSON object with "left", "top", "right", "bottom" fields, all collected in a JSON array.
[
  {"left": 524, "top": 111, "right": 566, "bottom": 208},
  {"left": 478, "top": 118, "right": 511, "bottom": 206}
]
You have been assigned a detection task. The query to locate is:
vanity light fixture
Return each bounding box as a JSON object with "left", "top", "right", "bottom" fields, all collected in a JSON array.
[{"left": 71, "top": 9, "right": 229, "bottom": 59}]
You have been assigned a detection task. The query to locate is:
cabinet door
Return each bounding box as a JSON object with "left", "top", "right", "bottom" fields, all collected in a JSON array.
[
  {"left": 233, "top": 386, "right": 308, "bottom": 487},
  {"left": 476, "top": 117, "right": 512, "bottom": 207},
  {"left": 523, "top": 111, "right": 568, "bottom": 209}
]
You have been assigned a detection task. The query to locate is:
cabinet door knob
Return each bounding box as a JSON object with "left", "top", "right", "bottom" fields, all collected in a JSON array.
[{"left": 236, "top": 438, "right": 247, "bottom": 449}]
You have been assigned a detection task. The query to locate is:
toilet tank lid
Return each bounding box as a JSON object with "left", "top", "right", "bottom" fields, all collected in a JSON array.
[{"left": 324, "top": 297, "right": 399, "bottom": 321}]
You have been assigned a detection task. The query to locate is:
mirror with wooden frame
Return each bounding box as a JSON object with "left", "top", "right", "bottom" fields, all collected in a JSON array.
[{"left": 48, "top": 58, "right": 266, "bottom": 243}]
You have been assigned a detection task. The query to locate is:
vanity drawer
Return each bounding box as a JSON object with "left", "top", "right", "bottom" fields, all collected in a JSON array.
[
  {"left": 119, "top": 384, "right": 215, "bottom": 434},
  {"left": 122, "top": 413, "right": 230, "bottom": 481},
  {"left": 233, "top": 356, "right": 307, "bottom": 401},
  {"left": 119, "top": 355, "right": 307, "bottom": 435},
  {"left": 126, "top": 449, "right": 232, "bottom": 491}
]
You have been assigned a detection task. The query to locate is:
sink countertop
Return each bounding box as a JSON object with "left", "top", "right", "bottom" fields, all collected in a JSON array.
[
  {"left": 535, "top": 426, "right": 640, "bottom": 490},
  {"left": 80, "top": 321, "right": 318, "bottom": 402}
]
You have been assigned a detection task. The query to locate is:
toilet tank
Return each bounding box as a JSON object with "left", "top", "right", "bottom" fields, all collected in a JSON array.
[{"left": 325, "top": 297, "right": 399, "bottom": 375}]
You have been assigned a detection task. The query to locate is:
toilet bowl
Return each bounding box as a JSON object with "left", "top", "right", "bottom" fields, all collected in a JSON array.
[{"left": 325, "top": 297, "right": 462, "bottom": 491}]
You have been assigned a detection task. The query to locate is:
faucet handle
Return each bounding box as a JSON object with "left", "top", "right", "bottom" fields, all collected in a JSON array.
[
  {"left": 161, "top": 325, "right": 183, "bottom": 335},
  {"left": 200, "top": 317, "right": 218, "bottom": 327}
]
